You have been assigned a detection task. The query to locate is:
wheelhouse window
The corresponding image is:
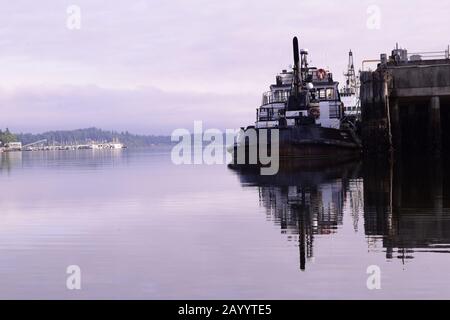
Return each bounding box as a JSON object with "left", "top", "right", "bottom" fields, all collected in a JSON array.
[
  {"left": 318, "top": 89, "right": 326, "bottom": 100},
  {"left": 316, "top": 87, "right": 336, "bottom": 101},
  {"left": 326, "top": 88, "right": 335, "bottom": 100},
  {"left": 261, "top": 90, "right": 290, "bottom": 105}
]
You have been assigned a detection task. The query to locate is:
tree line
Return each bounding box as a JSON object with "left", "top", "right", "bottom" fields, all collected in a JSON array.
[
  {"left": 9, "top": 127, "right": 173, "bottom": 148},
  {"left": 0, "top": 128, "right": 18, "bottom": 146}
]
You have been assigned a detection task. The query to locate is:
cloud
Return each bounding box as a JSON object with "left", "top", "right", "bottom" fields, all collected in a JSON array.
[
  {"left": 0, "top": 0, "right": 449, "bottom": 132},
  {"left": 0, "top": 85, "right": 256, "bottom": 134}
]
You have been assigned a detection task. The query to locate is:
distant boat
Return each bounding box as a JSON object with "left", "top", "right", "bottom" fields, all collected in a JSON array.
[
  {"left": 3, "top": 142, "right": 22, "bottom": 152},
  {"left": 90, "top": 142, "right": 125, "bottom": 149}
]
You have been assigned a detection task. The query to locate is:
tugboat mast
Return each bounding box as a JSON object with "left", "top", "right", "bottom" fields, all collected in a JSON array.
[{"left": 292, "top": 36, "right": 301, "bottom": 97}]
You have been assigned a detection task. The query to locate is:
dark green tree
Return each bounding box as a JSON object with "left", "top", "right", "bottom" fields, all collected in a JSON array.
[{"left": 0, "top": 128, "right": 18, "bottom": 145}]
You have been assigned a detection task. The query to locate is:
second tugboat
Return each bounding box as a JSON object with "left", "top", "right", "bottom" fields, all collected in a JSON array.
[{"left": 229, "top": 36, "right": 361, "bottom": 165}]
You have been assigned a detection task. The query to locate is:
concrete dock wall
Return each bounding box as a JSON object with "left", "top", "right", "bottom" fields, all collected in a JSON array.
[{"left": 360, "top": 58, "right": 450, "bottom": 154}]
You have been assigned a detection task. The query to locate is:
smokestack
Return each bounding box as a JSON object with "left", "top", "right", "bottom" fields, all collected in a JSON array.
[
  {"left": 293, "top": 36, "right": 300, "bottom": 67},
  {"left": 293, "top": 36, "right": 300, "bottom": 97}
]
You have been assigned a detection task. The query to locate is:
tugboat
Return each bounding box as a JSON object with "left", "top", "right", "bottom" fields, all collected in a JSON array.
[{"left": 229, "top": 37, "right": 361, "bottom": 166}]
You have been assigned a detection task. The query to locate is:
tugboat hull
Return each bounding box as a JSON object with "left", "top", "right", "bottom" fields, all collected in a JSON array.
[{"left": 230, "top": 125, "right": 361, "bottom": 166}]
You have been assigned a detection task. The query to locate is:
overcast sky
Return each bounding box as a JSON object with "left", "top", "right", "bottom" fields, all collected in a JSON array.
[{"left": 1, "top": 0, "right": 449, "bottom": 134}]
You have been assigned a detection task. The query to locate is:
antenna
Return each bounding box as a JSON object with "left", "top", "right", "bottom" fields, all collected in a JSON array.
[{"left": 344, "top": 50, "right": 357, "bottom": 94}]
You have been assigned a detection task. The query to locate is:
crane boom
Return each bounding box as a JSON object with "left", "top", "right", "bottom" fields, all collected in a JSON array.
[{"left": 23, "top": 139, "right": 47, "bottom": 148}]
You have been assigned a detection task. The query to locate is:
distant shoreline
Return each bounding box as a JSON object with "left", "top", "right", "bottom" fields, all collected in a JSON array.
[{"left": 12, "top": 127, "right": 174, "bottom": 148}]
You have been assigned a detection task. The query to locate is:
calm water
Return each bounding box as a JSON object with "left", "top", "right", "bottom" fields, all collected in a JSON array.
[{"left": 0, "top": 149, "right": 449, "bottom": 299}]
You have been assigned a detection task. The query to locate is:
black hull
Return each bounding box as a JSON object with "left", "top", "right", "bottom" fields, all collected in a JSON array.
[{"left": 230, "top": 125, "right": 362, "bottom": 166}]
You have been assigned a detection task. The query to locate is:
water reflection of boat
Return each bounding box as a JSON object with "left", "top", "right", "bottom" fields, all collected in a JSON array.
[
  {"left": 231, "top": 155, "right": 450, "bottom": 269},
  {"left": 229, "top": 160, "right": 363, "bottom": 270}
]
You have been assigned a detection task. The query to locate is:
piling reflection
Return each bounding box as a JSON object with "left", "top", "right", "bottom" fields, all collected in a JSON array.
[
  {"left": 364, "top": 156, "right": 450, "bottom": 260},
  {"left": 230, "top": 155, "right": 450, "bottom": 269},
  {"left": 0, "top": 152, "right": 22, "bottom": 174}
]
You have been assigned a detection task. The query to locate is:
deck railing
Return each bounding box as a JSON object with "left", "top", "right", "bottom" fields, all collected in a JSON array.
[{"left": 408, "top": 47, "right": 450, "bottom": 60}]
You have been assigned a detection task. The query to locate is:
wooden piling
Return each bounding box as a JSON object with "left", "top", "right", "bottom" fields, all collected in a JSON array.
[{"left": 429, "top": 96, "right": 442, "bottom": 154}]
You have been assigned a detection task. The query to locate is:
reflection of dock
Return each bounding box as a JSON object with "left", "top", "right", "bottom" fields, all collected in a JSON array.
[
  {"left": 364, "top": 156, "right": 450, "bottom": 261},
  {"left": 0, "top": 147, "right": 126, "bottom": 173},
  {"left": 0, "top": 151, "right": 22, "bottom": 173}
]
